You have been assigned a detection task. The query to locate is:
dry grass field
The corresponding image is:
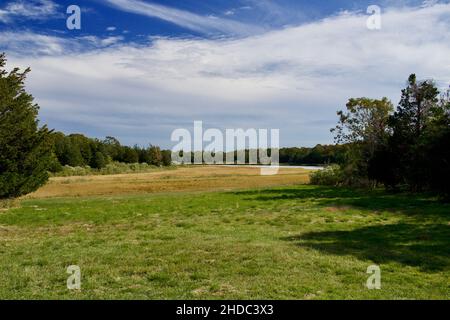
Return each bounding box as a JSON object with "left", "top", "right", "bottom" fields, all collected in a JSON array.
[{"left": 26, "top": 166, "right": 311, "bottom": 199}]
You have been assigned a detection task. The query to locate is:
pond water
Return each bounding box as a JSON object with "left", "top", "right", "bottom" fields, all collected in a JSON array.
[{"left": 221, "top": 165, "right": 324, "bottom": 170}]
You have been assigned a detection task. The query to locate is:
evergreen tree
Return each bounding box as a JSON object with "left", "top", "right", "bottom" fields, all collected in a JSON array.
[
  {"left": 0, "top": 53, "right": 53, "bottom": 199},
  {"left": 389, "top": 74, "right": 440, "bottom": 191}
]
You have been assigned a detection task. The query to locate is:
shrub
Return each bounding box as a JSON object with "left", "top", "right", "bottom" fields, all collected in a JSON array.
[
  {"left": 309, "top": 165, "right": 344, "bottom": 186},
  {"left": 51, "top": 162, "right": 174, "bottom": 177}
]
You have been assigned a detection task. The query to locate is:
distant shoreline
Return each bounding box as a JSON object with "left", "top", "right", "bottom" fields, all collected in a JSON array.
[{"left": 218, "top": 165, "right": 324, "bottom": 170}]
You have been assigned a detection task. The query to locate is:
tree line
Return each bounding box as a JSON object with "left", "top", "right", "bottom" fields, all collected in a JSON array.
[
  {"left": 325, "top": 74, "right": 450, "bottom": 197},
  {"left": 279, "top": 145, "right": 346, "bottom": 165},
  {"left": 50, "top": 133, "right": 172, "bottom": 172},
  {"left": 0, "top": 53, "right": 172, "bottom": 199},
  {"left": 173, "top": 144, "right": 345, "bottom": 165}
]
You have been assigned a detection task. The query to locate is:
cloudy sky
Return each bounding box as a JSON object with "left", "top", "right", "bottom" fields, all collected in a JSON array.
[{"left": 1, "top": 0, "right": 449, "bottom": 148}]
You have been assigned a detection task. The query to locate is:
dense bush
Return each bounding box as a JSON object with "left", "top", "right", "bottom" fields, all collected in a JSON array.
[
  {"left": 309, "top": 165, "right": 344, "bottom": 186},
  {"left": 52, "top": 162, "right": 173, "bottom": 177}
]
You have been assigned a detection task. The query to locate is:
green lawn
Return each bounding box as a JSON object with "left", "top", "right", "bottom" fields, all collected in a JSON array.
[{"left": 0, "top": 185, "right": 448, "bottom": 299}]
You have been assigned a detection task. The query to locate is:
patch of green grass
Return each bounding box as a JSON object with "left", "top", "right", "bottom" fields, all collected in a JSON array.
[{"left": 0, "top": 185, "right": 448, "bottom": 299}]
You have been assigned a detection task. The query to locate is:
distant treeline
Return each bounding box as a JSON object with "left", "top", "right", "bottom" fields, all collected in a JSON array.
[
  {"left": 172, "top": 144, "right": 347, "bottom": 165},
  {"left": 49, "top": 133, "right": 172, "bottom": 172},
  {"left": 279, "top": 145, "right": 346, "bottom": 165},
  {"left": 50, "top": 131, "right": 345, "bottom": 172}
]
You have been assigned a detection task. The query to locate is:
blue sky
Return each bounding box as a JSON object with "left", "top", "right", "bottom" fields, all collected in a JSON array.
[
  {"left": 1, "top": 0, "right": 427, "bottom": 38},
  {"left": 1, "top": 0, "right": 449, "bottom": 148}
]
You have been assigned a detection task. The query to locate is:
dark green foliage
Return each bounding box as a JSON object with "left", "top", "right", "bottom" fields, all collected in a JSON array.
[
  {"left": 367, "top": 145, "right": 400, "bottom": 189},
  {"left": 49, "top": 132, "right": 173, "bottom": 170},
  {"left": 331, "top": 97, "right": 393, "bottom": 185},
  {"left": 161, "top": 150, "right": 172, "bottom": 166},
  {"left": 103, "top": 136, "right": 121, "bottom": 160},
  {"left": 279, "top": 144, "right": 346, "bottom": 165},
  {"left": 91, "top": 151, "right": 106, "bottom": 169},
  {"left": 47, "top": 153, "right": 63, "bottom": 173},
  {"left": 415, "top": 96, "right": 450, "bottom": 197},
  {"left": 148, "top": 145, "right": 163, "bottom": 166},
  {"left": 330, "top": 74, "right": 450, "bottom": 197},
  {"left": 388, "top": 75, "right": 442, "bottom": 191},
  {"left": 120, "top": 146, "right": 139, "bottom": 164},
  {"left": 0, "top": 53, "right": 53, "bottom": 199},
  {"left": 136, "top": 145, "right": 151, "bottom": 164}
]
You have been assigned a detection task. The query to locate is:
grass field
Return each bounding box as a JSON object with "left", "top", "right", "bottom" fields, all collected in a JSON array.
[
  {"left": 0, "top": 166, "right": 448, "bottom": 299},
  {"left": 28, "top": 166, "right": 311, "bottom": 199}
]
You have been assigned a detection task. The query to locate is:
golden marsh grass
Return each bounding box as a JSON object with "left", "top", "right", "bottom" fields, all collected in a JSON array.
[{"left": 27, "top": 166, "right": 311, "bottom": 199}]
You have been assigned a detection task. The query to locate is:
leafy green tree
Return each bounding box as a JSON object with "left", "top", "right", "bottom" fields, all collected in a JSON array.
[
  {"left": 121, "top": 146, "right": 139, "bottom": 163},
  {"left": 0, "top": 53, "right": 53, "bottom": 199},
  {"left": 91, "top": 151, "right": 106, "bottom": 169},
  {"left": 161, "top": 150, "right": 172, "bottom": 166},
  {"left": 148, "top": 145, "right": 163, "bottom": 166},
  {"left": 132, "top": 145, "right": 152, "bottom": 164},
  {"left": 331, "top": 97, "right": 393, "bottom": 185},
  {"left": 58, "top": 136, "right": 84, "bottom": 166},
  {"left": 69, "top": 134, "right": 93, "bottom": 165},
  {"left": 414, "top": 87, "right": 450, "bottom": 197},
  {"left": 332, "top": 97, "right": 393, "bottom": 153},
  {"left": 103, "top": 136, "right": 122, "bottom": 161},
  {"left": 89, "top": 139, "right": 109, "bottom": 168}
]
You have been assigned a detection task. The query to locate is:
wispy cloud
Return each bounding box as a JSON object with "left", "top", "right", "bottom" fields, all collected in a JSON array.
[
  {"left": 104, "top": 0, "right": 264, "bottom": 36},
  {"left": 0, "top": 0, "right": 60, "bottom": 23},
  {"left": 3, "top": 3, "right": 450, "bottom": 147},
  {"left": 0, "top": 32, "right": 124, "bottom": 56}
]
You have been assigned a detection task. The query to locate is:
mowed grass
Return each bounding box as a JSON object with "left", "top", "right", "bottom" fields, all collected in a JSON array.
[{"left": 0, "top": 168, "right": 449, "bottom": 299}]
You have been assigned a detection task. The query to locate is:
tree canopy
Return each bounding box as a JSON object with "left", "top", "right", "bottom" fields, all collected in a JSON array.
[
  {"left": 0, "top": 53, "right": 53, "bottom": 199},
  {"left": 330, "top": 74, "right": 450, "bottom": 197}
]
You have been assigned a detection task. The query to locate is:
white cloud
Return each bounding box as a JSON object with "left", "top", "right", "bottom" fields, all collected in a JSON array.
[
  {"left": 0, "top": 32, "right": 68, "bottom": 55},
  {"left": 422, "top": 0, "right": 440, "bottom": 7},
  {"left": 79, "top": 35, "right": 125, "bottom": 47},
  {"left": 0, "top": 9, "right": 10, "bottom": 23},
  {"left": 106, "top": 26, "right": 117, "bottom": 31},
  {"left": 2, "top": 3, "right": 450, "bottom": 147},
  {"left": 0, "top": 32, "right": 125, "bottom": 56},
  {"left": 104, "top": 0, "right": 264, "bottom": 36},
  {"left": 0, "top": 0, "right": 59, "bottom": 23}
]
